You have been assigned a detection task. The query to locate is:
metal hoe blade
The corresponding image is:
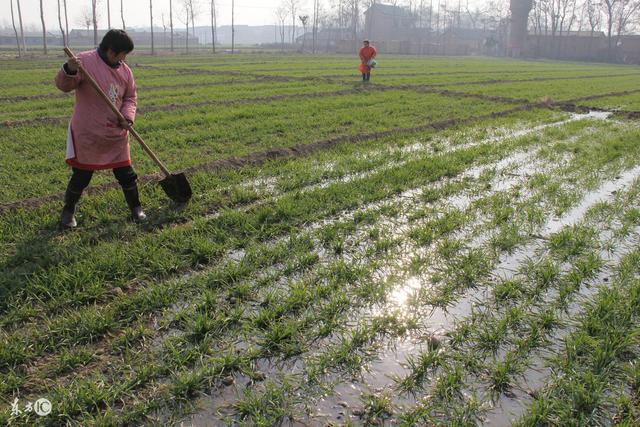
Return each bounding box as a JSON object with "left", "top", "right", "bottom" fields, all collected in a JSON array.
[{"left": 159, "top": 173, "right": 192, "bottom": 204}]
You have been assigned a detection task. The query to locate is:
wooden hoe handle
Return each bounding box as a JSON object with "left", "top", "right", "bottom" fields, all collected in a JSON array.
[{"left": 63, "top": 47, "right": 172, "bottom": 177}]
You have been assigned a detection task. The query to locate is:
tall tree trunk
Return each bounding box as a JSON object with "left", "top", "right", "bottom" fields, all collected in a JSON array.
[
  {"left": 607, "top": 3, "right": 613, "bottom": 58},
  {"left": 211, "top": 0, "right": 216, "bottom": 53},
  {"left": 232, "top": 0, "right": 235, "bottom": 53},
  {"left": 16, "top": 0, "right": 26, "bottom": 53},
  {"left": 10, "top": 0, "right": 21, "bottom": 57},
  {"left": 190, "top": 7, "right": 195, "bottom": 50},
  {"left": 106, "top": 0, "right": 111, "bottom": 28},
  {"left": 291, "top": 5, "right": 296, "bottom": 44},
  {"left": 312, "top": 0, "right": 318, "bottom": 53},
  {"left": 92, "top": 0, "right": 98, "bottom": 46},
  {"left": 169, "top": 0, "right": 174, "bottom": 52},
  {"left": 186, "top": 20, "right": 189, "bottom": 53},
  {"left": 64, "top": 0, "right": 69, "bottom": 44},
  {"left": 57, "top": 0, "right": 67, "bottom": 46},
  {"left": 150, "top": 0, "right": 155, "bottom": 54},
  {"left": 40, "top": 0, "right": 47, "bottom": 54},
  {"left": 121, "top": 0, "right": 126, "bottom": 30}
]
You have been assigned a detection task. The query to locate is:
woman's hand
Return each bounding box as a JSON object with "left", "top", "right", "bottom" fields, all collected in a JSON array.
[
  {"left": 66, "top": 56, "right": 82, "bottom": 73},
  {"left": 118, "top": 117, "right": 133, "bottom": 129}
]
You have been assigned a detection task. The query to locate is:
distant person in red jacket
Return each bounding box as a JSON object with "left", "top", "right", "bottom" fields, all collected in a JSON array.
[{"left": 359, "top": 40, "right": 377, "bottom": 82}]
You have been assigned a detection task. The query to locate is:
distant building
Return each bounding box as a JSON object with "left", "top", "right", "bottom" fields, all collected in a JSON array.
[
  {"left": 363, "top": 3, "right": 418, "bottom": 42},
  {"left": 617, "top": 34, "right": 640, "bottom": 63},
  {"left": 525, "top": 31, "right": 607, "bottom": 61},
  {"left": 0, "top": 31, "right": 60, "bottom": 46},
  {"left": 441, "top": 27, "right": 503, "bottom": 56},
  {"left": 69, "top": 29, "right": 199, "bottom": 47},
  {"left": 295, "top": 28, "right": 352, "bottom": 50}
]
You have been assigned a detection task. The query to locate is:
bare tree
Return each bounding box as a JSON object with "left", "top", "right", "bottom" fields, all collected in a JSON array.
[
  {"left": 602, "top": 0, "right": 616, "bottom": 52},
  {"left": 615, "top": 0, "right": 640, "bottom": 46},
  {"left": 287, "top": 0, "right": 300, "bottom": 43},
  {"left": 170, "top": 0, "right": 174, "bottom": 51},
  {"left": 348, "top": 0, "right": 359, "bottom": 45},
  {"left": 150, "top": 0, "right": 155, "bottom": 54},
  {"left": 585, "top": 0, "right": 601, "bottom": 35},
  {"left": 211, "top": 0, "right": 217, "bottom": 53},
  {"left": 600, "top": 0, "right": 640, "bottom": 57},
  {"left": 548, "top": 0, "right": 577, "bottom": 38},
  {"left": 529, "top": 0, "right": 545, "bottom": 36},
  {"left": 179, "top": 0, "right": 191, "bottom": 52},
  {"left": 121, "top": 0, "right": 126, "bottom": 30},
  {"left": 40, "top": 0, "right": 47, "bottom": 54},
  {"left": 78, "top": 7, "right": 93, "bottom": 32},
  {"left": 161, "top": 13, "right": 167, "bottom": 49},
  {"left": 190, "top": 0, "right": 198, "bottom": 44},
  {"left": 57, "top": 0, "right": 67, "bottom": 46},
  {"left": 64, "top": 0, "right": 69, "bottom": 44},
  {"left": 581, "top": 0, "right": 601, "bottom": 56},
  {"left": 529, "top": 0, "right": 577, "bottom": 57},
  {"left": 92, "top": 0, "right": 99, "bottom": 45},
  {"left": 275, "top": 5, "right": 288, "bottom": 49},
  {"left": 16, "top": 0, "right": 26, "bottom": 53},
  {"left": 180, "top": 0, "right": 199, "bottom": 52},
  {"left": 312, "top": 0, "right": 319, "bottom": 53},
  {"left": 232, "top": 0, "right": 236, "bottom": 53},
  {"left": 299, "top": 14, "right": 309, "bottom": 49},
  {"left": 10, "top": 0, "right": 21, "bottom": 57}
]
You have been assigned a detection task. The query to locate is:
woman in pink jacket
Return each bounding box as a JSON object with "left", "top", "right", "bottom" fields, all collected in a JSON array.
[{"left": 55, "top": 29, "right": 145, "bottom": 228}]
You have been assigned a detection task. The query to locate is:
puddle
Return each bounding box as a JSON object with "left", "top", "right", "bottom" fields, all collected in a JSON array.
[
  {"left": 302, "top": 153, "right": 639, "bottom": 425},
  {"left": 311, "top": 340, "right": 419, "bottom": 425},
  {"left": 544, "top": 166, "right": 640, "bottom": 234},
  {"left": 173, "top": 113, "right": 627, "bottom": 425},
  {"left": 227, "top": 114, "right": 578, "bottom": 209},
  {"left": 571, "top": 110, "right": 612, "bottom": 120},
  {"left": 228, "top": 248, "right": 246, "bottom": 263},
  {"left": 480, "top": 209, "right": 640, "bottom": 424}
]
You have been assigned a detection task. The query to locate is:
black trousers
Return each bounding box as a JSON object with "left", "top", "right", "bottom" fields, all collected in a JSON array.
[{"left": 66, "top": 166, "right": 138, "bottom": 194}]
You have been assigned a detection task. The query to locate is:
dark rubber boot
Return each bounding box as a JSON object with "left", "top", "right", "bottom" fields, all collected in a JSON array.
[
  {"left": 60, "top": 190, "right": 81, "bottom": 229},
  {"left": 122, "top": 184, "right": 147, "bottom": 222}
]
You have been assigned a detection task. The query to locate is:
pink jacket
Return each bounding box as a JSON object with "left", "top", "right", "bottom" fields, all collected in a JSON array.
[{"left": 55, "top": 49, "right": 137, "bottom": 170}]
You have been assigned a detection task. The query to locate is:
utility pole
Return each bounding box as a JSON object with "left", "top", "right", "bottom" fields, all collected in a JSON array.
[{"left": 232, "top": 0, "right": 235, "bottom": 53}]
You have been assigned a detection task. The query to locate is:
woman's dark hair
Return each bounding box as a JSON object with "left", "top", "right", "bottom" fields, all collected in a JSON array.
[{"left": 99, "top": 29, "right": 134, "bottom": 54}]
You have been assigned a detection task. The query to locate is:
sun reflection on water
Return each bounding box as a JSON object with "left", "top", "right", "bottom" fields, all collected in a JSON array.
[{"left": 388, "top": 276, "right": 422, "bottom": 312}]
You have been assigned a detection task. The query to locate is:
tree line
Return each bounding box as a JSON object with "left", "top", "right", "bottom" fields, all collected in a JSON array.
[{"left": 6, "top": 0, "right": 640, "bottom": 58}]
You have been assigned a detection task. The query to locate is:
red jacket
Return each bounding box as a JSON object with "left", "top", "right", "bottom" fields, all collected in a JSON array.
[{"left": 359, "top": 46, "right": 377, "bottom": 63}]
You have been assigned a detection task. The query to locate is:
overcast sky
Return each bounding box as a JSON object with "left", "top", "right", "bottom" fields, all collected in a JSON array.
[{"left": 1, "top": 0, "right": 309, "bottom": 31}]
